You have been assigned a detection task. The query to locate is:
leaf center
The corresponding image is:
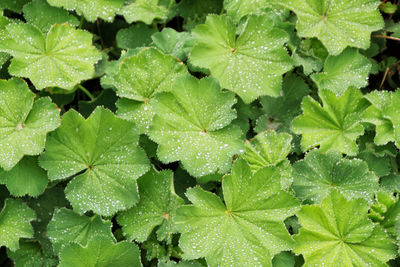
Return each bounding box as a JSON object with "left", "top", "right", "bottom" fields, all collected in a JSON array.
[{"left": 15, "top": 123, "right": 25, "bottom": 131}]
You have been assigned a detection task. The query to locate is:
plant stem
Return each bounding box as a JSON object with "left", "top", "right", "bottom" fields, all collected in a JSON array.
[
  {"left": 373, "top": 34, "right": 400, "bottom": 41},
  {"left": 78, "top": 85, "right": 95, "bottom": 101}
]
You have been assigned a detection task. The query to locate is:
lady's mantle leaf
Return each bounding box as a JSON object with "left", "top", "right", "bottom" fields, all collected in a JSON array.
[
  {"left": 103, "top": 48, "right": 187, "bottom": 134},
  {"left": 148, "top": 75, "right": 244, "bottom": 177},
  {"left": 294, "top": 190, "right": 396, "bottom": 266},
  {"left": 382, "top": 90, "right": 400, "bottom": 149},
  {"left": 23, "top": 0, "right": 79, "bottom": 32},
  {"left": 47, "top": 0, "right": 124, "bottom": 22},
  {"left": 39, "top": 107, "right": 150, "bottom": 216},
  {"left": 117, "top": 169, "right": 184, "bottom": 243},
  {"left": 0, "top": 78, "right": 60, "bottom": 171},
  {"left": 7, "top": 240, "right": 57, "bottom": 267},
  {"left": 175, "top": 159, "right": 299, "bottom": 266},
  {"left": 223, "top": 0, "right": 276, "bottom": 22},
  {"left": 47, "top": 208, "right": 115, "bottom": 254},
  {"left": 0, "top": 23, "right": 102, "bottom": 90},
  {"left": 362, "top": 91, "right": 394, "bottom": 146},
  {"left": 292, "top": 150, "right": 378, "bottom": 204},
  {"left": 291, "top": 86, "right": 365, "bottom": 155},
  {"left": 275, "top": 0, "right": 384, "bottom": 55},
  {"left": 190, "top": 14, "right": 292, "bottom": 103},
  {"left": 58, "top": 236, "right": 141, "bottom": 267},
  {"left": 242, "top": 131, "right": 292, "bottom": 189},
  {"left": 0, "top": 198, "right": 36, "bottom": 251},
  {"left": 311, "top": 48, "right": 372, "bottom": 95},
  {"left": 0, "top": 0, "right": 30, "bottom": 13},
  {"left": 120, "top": 0, "right": 169, "bottom": 24},
  {"left": 0, "top": 156, "right": 48, "bottom": 197}
]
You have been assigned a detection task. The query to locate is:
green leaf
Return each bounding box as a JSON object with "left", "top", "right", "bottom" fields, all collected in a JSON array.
[
  {"left": 272, "top": 251, "right": 295, "bottom": 267},
  {"left": 104, "top": 48, "right": 187, "bottom": 134},
  {"left": 0, "top": 0, "right": 30, "bottom": 13},
  {"left": 292, "top": 150, "right": 378, "bottom": 204},
  {"left": 39, "top": 107, "right": 150, "bottom": 216},
  {"left": 294, "top": 190, "right": 396, "bottom": 266},
  {"left": 369, "top": 191, "right": 400, "bottom": 237},
  {"left": 177, "top": 0, "right": 223, "bottom": 30},
  {"left": 311, "top": 48, "right": 372, "bottom": 95},
  {"left": 7, "top": 240, "right": 58, "bottom": 267},
  {"left": 0, "top": 23, "right": 102, "bottom": 90},
  {"left": 362, "top": 91, "right": 394, "bottom": 146},
  {"left": 58, "top": 236, "right": 142, "bottom": 267},
  {"left": 23, "top": 0, "right": 79, "bottom": 32},
  {"left": 116, "top": 23, "right": 157, "bottom": 50},
  {"left": 0, "top": 156, "right": 48, "bottom": 197},
  {"left": 117, "top": 169, "right": 184, "bottom": 243},
  {"left": 151, "top": 28, "right": 193, "bottom": 61},
  {"left": 148, "top": 75, "right": 244, "bottom": 177},
  {"left": 159, "top": 261, "right": 204, "bottom": 267},
  {"left": 47, "top": 0, "right": 124, "bottom": 22},
  {"left": 0, "top": 78, "right": 60, "bottom": 170},
  {"left": 275, "top": 0, "right": 384, "bottom": 55},
  {"left": 175, "top": 159, "right": 299, "bottom": 266},
  {"left": 257, "top": 74, "right": 310, "bottom": 133},
  {"left": 291, "top": 86, "right": 365, "bottom": 155},
  {"left": 120, "top": 0, "right": 168, "bottom": 24},
  {"left": 382, "top": 89, "right": 400, "bottom": 149},
  {"left": 0, "top": 198, "right": 36, "bottom": 251},
  {"left": 47, "top": 208, "right": 115, "bottom": 254},
  {"left": 190, "top": 14, "right": 292, "bottom": 103},
  {"left": 223, "top": 0, "right": 278, "bottom": 22}
]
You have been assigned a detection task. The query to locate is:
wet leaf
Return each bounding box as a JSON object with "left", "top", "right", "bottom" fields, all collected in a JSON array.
[{"left": 120, "top": 0, "right": 169, "bottom": 24}]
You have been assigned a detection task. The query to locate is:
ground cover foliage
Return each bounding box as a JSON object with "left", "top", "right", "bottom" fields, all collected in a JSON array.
[{"left": 1, "top": 0, "right": 400, "bottom": 266}]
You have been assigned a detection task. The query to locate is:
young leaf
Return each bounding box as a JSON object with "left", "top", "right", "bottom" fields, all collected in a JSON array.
[
  {"left": 175, "top": 159, "right": 299, "bottom": 266},
  {"left": 362, "top": 91, "right": 394, "bottom": 145},
  {"left": 291, "top": 86, "right": 365, "bottom": 155},
  {"left": 0, "top": 156, "right": 48, "bottom": 197},
  {"left": 0, "top": 78, "right": 60, "bottom": 170},
  {"left": 0, "top": 23, "right": 102, "bottom": 90},
  {"left": 275, "top": 0, "right": 384, "bottom": 55},
  {"left": 39, "top": 107, "right": 150, "bottom": 216},
  {"left": 151, "top": 28, "right": 193, "bottom": 61},
  {"left": 47, "top": 0, "right": 124, "bottom": 22},
  {"left": 148, "top": 75, "right": 244, "bottom": 177},
  {"left": 190, "top": 14, "right": 292, "bottom": 103},
  {"left": 103, "top": 48, "right": 187, "bottom": 134},
  {"left": 311, "top": 48, "right": 372, "bottom": 95},
  {"left": 23, "top": 0, "right": 80, "bottom": 32},
  {"left": 58, "top": 236, "right": 142, "bottom": 267},
  {"left": 47, "top": 208, "right": 115, "bottom": 254},
  {"left": 117, "top": 169, "right": 184, "bottom": 243},
  {"left": 7, "top": 240, "right": 58, "bottom": 267},
  {"left": 223, "top": 0, "right": 277, "bottom": 22},
  {"left": 294, "top": 190, "right": 396, "bottom": 266},
  {"left": 0, "top": 198, "right": 36, "bottom": 251},
  {"left": 116, "top": 23, "right": 157, "bottom": 50},
  {"left": 120, "top": 0, "right": 168, "bottom": 24},
  {"left": 382, "top": 89, "right": 400, "bottom": 149},
  {"left": 292, "top": 150, "right": 378, "bottom": 204}
]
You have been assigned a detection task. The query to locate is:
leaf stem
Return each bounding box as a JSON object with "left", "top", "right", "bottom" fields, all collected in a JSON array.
[
  {"left": 77, "top": 85, "right": 95, "bottom": 101},
  {"left": 79, "top": 16, "right": 84, "bottom": 29},
  {"left": 372, "top": 34, "right": 400, "bottom": 42}
]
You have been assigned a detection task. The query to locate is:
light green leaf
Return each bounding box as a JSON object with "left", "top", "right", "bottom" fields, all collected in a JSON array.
[
  {"left": 294, "top": 190, "right": 396, "bottom": 266},
  {"left": 58, "top": 236, "right": 142, "bottom": 267},
  {"left": 0, "top": 78, "right": 60, "bottom": 171},
  {"left": 175, "top": 159, "right": 300, "bottom": 266},
  {"left": 382, "top": 89, "right": 400, "bottom": 149},
  {"left": 369, "top": 191, "right": 400, "bottom": 237},
  {"left": 275, "top": 0, "right": 384, "bottom": 55},
  {"left": 47, "top": 0, "right": 124, "bottom": 22},
  {"left": 311, "top": 48, "right": 372, "bottom": 95},
  {"left": 120, "top": 0, "right": 168, "bottom": 24},
  {"left": 0, "top": 198, "right": 36, "bottom": 251},
  {"left": 190, "top": 14, "right": 292, "bottom": 103},
  {"left": 39, "top": 107, "right": 150, "bottom": 216},
  {"left": 47, "top": 208, "right": 115, "bottom": 254},
  {"left": 292, "top": 150, "right": 378, "bottom": 204},
  {"left": 116, "top": 23, "right": 157, "bottom": 50},
  {"left": 0, "top": 0, "right": 30, "bottom": 13},
  {"left": 151, "top": 28, "right": 192, "bottom": 61},
  {"left": 362, "top": 91, "right": 394, "bottom": 145},
  {"left": 104, "top": 48, "right": 187, "bottom": 134},
  {"left": 23, "top": 0, "right": 79, "bottom": 32},
  {"left": 223, "top": 0, "right": 278, "bottom": 22},
  {"left": 291, "top": 86, "right": 365, "bottom": 155},
  {"left": 148, "top": 75, "right": 244, "bottom": 177},
  {"left": 257, "top": 74, "right": 309, "bottom": 133},
  {"left": 0, "top": 23, "right": 102, "bottom": 90},
  {"left": 158, "top": 261, "right": 204, "bottom": 267},
  {"left": 117, "top": 169, "right": 184, "bottom": 243},
  {"left": 0, "top": 156, "right": 48, "bottom": 197},
  {"left": 0, "top": 14, "right": 11, "bottom": 69}
]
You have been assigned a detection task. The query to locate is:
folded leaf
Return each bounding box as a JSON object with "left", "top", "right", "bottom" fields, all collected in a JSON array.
[{"left": 120, "top": 0, "right": 168, "bottom": 24}]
